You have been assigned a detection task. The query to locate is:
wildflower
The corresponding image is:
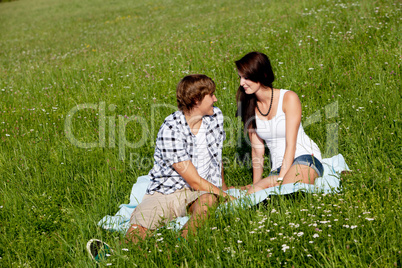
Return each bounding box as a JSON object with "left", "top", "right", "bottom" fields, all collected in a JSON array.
[
  {"left": 313, "top": 234, "right": 319, "bottom": 238},
  {"left": 297, "top": 232, "right": 304, "bottom": 237},
  {"left": 237, "top": 240, "right": 243, "bottom": 244},
  {"left": 365, "top": 218, "right": 375, "bottom": 221},
  {"left": 281, "top": 244, "right": 290, "bottom": 252},
  {"left": 122, "top": 248, "right": 129, "bottom": 251}
]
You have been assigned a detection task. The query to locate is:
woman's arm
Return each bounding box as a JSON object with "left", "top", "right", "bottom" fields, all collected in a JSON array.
[
  {"left": 248, "top": 127, "right": 266, "bottom": 184},
  {"left": 278, "top": 91, "right": 302, "bottom": 178},
  {"left": 220, "top": 164, "right": 229, "bottom": 191}
]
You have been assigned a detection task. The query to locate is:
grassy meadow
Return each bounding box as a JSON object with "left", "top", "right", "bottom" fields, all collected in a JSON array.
[{"left": 0, "top": 0, "right": 401, "bottom": 266}]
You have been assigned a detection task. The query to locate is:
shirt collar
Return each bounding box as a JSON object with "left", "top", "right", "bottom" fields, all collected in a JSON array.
[{"left": 177, "top": 109, "right": 215, "bottom": 137}]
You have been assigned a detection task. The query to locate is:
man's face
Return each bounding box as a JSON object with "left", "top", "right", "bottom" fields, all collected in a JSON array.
[{"left": 197, "top": 92, "right": 217, "bottom": 116}]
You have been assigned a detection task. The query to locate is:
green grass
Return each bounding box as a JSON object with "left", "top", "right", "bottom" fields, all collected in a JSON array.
[{"left": 0, "top": 0, "right": 401, "bottom": 266}]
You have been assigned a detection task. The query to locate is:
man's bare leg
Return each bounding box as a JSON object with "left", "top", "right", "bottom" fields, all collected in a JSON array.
[
  {"left": 125, "top": 224, "right": 149, "bottom": 244},
  {"left": 181, "top": 193, "right": 218, "bottom": 239}
]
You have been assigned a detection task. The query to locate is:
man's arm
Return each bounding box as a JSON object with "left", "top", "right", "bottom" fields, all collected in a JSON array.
[{"left": 173, "top": 160, "right": 232, "bottom": 199}]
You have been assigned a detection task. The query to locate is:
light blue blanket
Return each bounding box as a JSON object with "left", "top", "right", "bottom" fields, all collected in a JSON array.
[{"left": 98, "top": 154, "right": 349, "bottom": 233}]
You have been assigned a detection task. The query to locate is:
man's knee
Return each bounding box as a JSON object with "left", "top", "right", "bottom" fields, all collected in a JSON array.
[
  {"left": 198, "top": 193, "right": 218, "bottom": 207},
  {"left": 189, "top": 193, "right": 218, "bottom": 216},
  {"left": 125, "top": 224, "right": 148, "bottom": 243}
]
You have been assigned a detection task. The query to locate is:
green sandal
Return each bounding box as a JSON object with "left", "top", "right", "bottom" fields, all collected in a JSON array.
[{"left": 86, "top": 239, "right": 113, "bottom": 263}]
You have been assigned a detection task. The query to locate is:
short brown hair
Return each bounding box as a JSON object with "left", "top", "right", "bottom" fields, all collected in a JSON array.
[{"left": 176, "top": 74, "right": 216, "bottom": 113}]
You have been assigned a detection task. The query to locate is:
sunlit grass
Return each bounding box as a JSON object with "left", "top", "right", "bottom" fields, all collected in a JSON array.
[{"left": 0, "top": 0, "right": 400, "bottom": 266}]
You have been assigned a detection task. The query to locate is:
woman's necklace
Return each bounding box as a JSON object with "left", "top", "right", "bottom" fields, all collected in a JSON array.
[{"left": 256, "top": 87, "right": 274, "bottom": 117}]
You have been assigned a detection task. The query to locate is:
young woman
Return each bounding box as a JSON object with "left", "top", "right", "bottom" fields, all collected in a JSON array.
[{"left": 235, "top": 52, "right": 324, "bottom": 194}]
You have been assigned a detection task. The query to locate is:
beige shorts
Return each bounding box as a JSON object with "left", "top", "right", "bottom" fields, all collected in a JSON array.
[{"left": 129, "top": 188, "right": 211, "bottom": 230}]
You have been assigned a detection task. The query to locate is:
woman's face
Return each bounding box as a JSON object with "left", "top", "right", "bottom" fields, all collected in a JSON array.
[{"left": 238, "top": 72, "right": 262, "bottom": 94}]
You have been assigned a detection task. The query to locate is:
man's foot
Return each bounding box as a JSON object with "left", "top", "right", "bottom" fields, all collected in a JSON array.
[{"left": 86, "top": 239, "right": 113, "bottom": 263}]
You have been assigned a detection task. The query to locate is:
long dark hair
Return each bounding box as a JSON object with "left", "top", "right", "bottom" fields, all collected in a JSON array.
[{"left": 235, "top": 52, "right": 275, "bottom": 132}]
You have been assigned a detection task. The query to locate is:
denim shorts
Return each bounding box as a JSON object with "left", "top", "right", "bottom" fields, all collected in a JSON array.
[{"left": 269, "top": 154, "right": 324, "bottom": 177}]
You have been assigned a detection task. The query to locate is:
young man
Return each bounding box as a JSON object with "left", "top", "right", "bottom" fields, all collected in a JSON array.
[{"left": 125, "top": 74, "right": 233, "bottom": 242}]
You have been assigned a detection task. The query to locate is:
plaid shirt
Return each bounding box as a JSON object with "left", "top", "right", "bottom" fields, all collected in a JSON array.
[{"left": 147, "top": 107, "right": 226, "bottom": 195}]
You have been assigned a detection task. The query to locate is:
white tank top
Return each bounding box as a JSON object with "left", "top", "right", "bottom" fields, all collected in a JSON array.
[{"left": 255, "top": 89, "right": 322, "bottom": 170}]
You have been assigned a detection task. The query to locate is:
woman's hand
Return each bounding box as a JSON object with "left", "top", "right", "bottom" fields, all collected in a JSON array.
[{"left": 228, "top": 184, "right": 252, "bottom": 190}]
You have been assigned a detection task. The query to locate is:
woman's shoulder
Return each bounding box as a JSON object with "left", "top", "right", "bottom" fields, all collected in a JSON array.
[
  {"left": 282, "top": 90, "right": 301, "bottom": 112},
  {"left": 282, "top": 90, "right": 300, "bottom": 101}
]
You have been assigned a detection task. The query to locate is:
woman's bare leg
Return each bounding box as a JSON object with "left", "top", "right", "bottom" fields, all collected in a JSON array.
[
  {"left": 247, "top": 175, "right": 279, "bottom": 194},
  {"left": 247, "top": 165, "right": 319, "bottom": 194},
  {"left": 281, "top": 164, "right": 318, "bottom": 185}
]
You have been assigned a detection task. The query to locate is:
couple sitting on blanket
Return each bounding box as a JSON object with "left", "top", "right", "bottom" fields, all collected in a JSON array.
[{"left": 126, "top": 52, "right": 324, "bottom": 243}]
